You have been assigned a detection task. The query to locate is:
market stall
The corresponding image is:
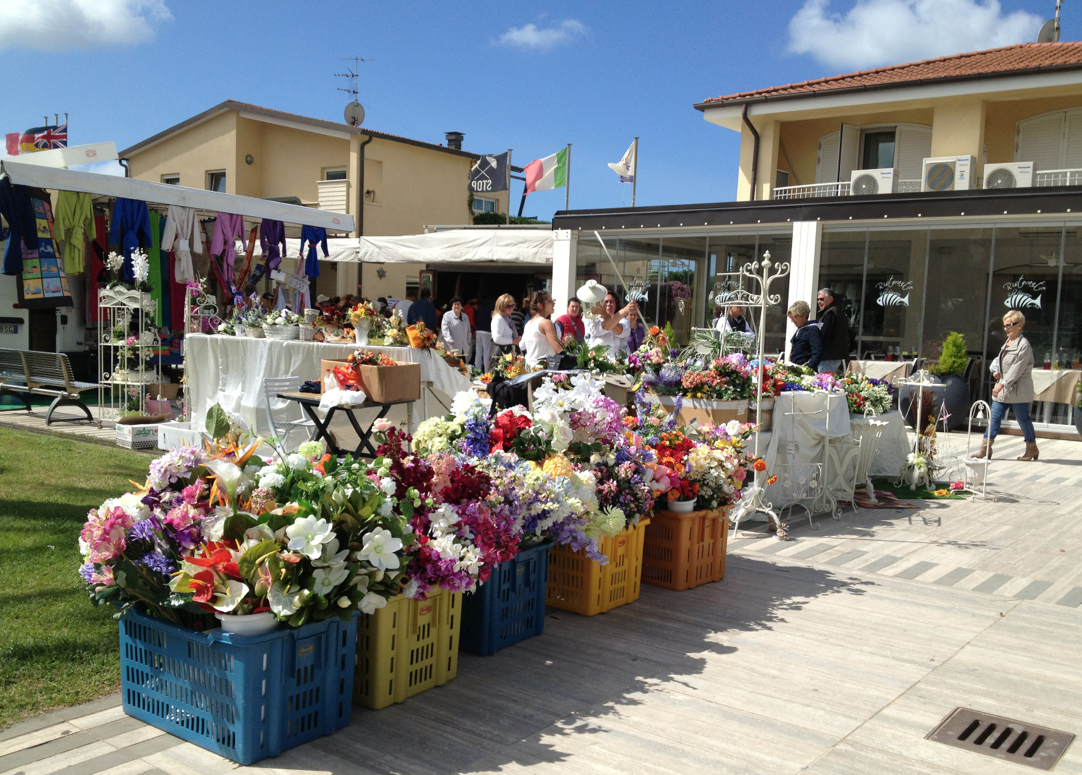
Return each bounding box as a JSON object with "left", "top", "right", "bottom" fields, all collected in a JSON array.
[{"left": 185, "top": 334, "right": 471, "bottom": 437}]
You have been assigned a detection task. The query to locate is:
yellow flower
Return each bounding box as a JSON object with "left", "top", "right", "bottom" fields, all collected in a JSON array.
[
  {"left": 935, "top": 488, "right": 950, "bottom": 497},
  {"left": 543, "top": 455, "right": 574, "bottom": 479}
]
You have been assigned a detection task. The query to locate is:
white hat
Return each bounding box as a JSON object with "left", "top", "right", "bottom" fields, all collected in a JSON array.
[
  {"left": 576, "top": 280, "right": 607, "bottom": 305},
  {"left": 316, "top": 294, "right": 330, "bottom": 303}
]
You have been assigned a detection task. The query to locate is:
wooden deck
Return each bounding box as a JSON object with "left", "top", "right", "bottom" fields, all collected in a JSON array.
[{"left": 0, "top": 432, "right": 1080, "bottom": 774}]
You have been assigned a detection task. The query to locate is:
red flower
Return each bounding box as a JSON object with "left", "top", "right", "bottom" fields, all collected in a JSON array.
[
  {"left": 766, "top": 474, "right": 778, "bottom": 485},
  {"left": 489, "top": 410, "right": 532, "bottom": 451},
  {"left": 753, "top": 459, "right": 767, "bottom": 472}
]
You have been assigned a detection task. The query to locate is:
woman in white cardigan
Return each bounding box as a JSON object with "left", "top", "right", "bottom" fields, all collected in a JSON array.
[
  {"left": 440, "top": 296, "right": 472, "bottom": 360},
  {"left": 490, "top": 293, "right": 521, "bottom": 356},
  {"left": 974, "top": 309, "right": 1037, "bottom": 461}
]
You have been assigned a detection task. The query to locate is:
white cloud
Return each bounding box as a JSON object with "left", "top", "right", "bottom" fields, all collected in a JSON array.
[
  {"left": 498, "top": 19, "right": 587, "bottom": 51},
  {"left": 0, "top": 0, "right": 172, "bottom": 52},
  {"left": 787, "top": 0, "right": 1044, "bottom": 70}
]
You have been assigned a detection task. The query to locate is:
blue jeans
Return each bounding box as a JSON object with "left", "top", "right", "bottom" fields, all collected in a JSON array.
[{"left": 986, "top": 401, "right": 1036, "bottom": 443}]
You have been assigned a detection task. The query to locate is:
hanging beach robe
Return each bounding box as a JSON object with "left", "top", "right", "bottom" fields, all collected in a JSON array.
[
  {"left": 53, "top": 190, "right": 96, "bottom": 275},
  {"left": 148, "top": 210, "right": 163, "bottom": 327},
  {"left": 0, "top": 177, "right": 39, "bottom": 275},
  {"left": 260, "top": 219, "right": 287, "bottom": 274},
  {"left": 210, "top": 212, "right": 245, "bottom": 285},
  {"left": 86, "top": 214, "right": 107, "bottom": 323},
  {"left": 160, "top": 204, "right": 202, "bottom": 283},
  {"left": 108, "top": 198, "right": 152, "bottom": 281},
  {"left": 158, "top": 215, "right": 172, "bottom": 330},
  {"left": 298, "top": 224, "right": 328, "bottom": 278}
]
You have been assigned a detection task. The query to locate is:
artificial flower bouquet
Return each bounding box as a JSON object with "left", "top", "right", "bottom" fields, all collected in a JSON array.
[
  {"left": 104, "top": 248, "right": 153, "bottom": 292},
  {"left": 685, "top": 421, "right": 755, "bottom": 509},
  {"left": 680, "top": 354, "right": 753, "bottom": 400},
  {"left": 264, "top": 309, "right": 302, "bottom": 328},
  {"left": 651, "top": 428, "right": 699, "bottom": 504},
  {"left": 839, "top": 373, "right": 894, "bottom": 415},
  {"left": 577, "top": 343, "right": 628, "bottom": 374},
  {"left": 216, "top": 319, "right": 236, "bottom": 336},
  {"left": 348, "top": 301, "right": 381, "bottom": 328},
  {"left": 349, "top": 350, "right": 397, "bottom": 367},
  {"left": 405, "top": 320, "right": 439, "bottom": 349}
]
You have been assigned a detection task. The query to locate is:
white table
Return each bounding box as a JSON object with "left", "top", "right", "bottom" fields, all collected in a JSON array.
[
  {"left": 852, "top": 410, "right": 909, "bottom": 478},
  {"left": 1031, "top": 368, "right": 1081, "bottom": 404},
  {"left": 848, "top": 360, "right": 910, "bottom": 384},
  {"left": 185, "top": 334, "right": 471, "bottom": 436}
]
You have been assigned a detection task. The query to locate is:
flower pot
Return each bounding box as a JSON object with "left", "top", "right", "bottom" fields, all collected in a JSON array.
[
  {"left": 936, "top": 374, "right": 970, "bottom": 431},
  {"left": 234, "top": 326, "right": 246, "bottom": 337},
  {"left": 215, "top": 611, "right": 278, "bottom": 636},
  {"left": 299, "top": 323, "right": 315, "bottom": 341},
  {"left": 354, "top": 319, "right": 371, "bottom": 346},
  {"left": 245, "top": 326, "right": 265, "bottom": 339},
  {"left": 668, "top": 497, "right": 698, "bottom": 513},
  {"left": 1075, "top": 409, "right": 1082, "bottom": 439}
]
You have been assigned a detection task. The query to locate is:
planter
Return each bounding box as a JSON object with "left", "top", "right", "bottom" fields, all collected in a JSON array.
[
  {"left": 642, "top": 508, "right": 730, "bottom": 591},
  {"left": 546, "top": 518, "right": 650, "bottom": 616},
  {"left": 354, "top": 319, "right": 371, "bottom": 346},
  {"left": 353, "top": 588, "right": 461, "bottom": 710},
  {"left": 119, "top": 607, "right": 358, "bottom": 765},
  {"left": 234, "top": 326, "right": 246, "bottom": 337},
  {"left": 356, "top": 362, "right": 421, "bottom": 403},
  {"left": 936, "top": 374, "right": 970, "bottom": 431},
  {"left": 461, "top": 542, "right": 550, "bottom": 656},
  {"left": 652, "top": 395, "right": 749, "bottom": 428},
  {"left": 668, "top": 497, "right": 698, "bottom": 513},
  {"left": 1075, "top": 408, "right": 1082, "bottom": 439},
  {"left": 264, "top": 325, "right": 299, "bottom": 341},
  {"left": 246, "top": 326, "right": 266, "bottom": 339},
  {"left": 299, "top": 323, "right": 315, "bottom": 341},
  {"left": 216, "top": 611, "right": 278, "bottom": 636}
]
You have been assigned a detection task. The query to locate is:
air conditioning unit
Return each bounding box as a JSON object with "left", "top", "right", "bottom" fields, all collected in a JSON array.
[
  {"left": 921, "top": 155, "right": 977, "bottom": 192},
  {"left": 850, "top": 168, "right": 896, "bottom": 195},
  {"left": 983, "top": 162, "right": 1034, "bottom": 190}
]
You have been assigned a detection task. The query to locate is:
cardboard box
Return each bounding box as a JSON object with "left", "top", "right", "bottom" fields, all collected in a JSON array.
[
  {"left": 116, "top": 423, "right": 158, "bottom": 450},
  {"left": 148, "top": 383, "right": 180, "bottom": 400},
  {"left": 356, "top": 362, "right": 421, "bottom": 403},
  {"left": 653, "top": 396, "right": 748, "bottom": 428},
  {"left": 320, "top": 359, "right": 352, "bottom": 392}
]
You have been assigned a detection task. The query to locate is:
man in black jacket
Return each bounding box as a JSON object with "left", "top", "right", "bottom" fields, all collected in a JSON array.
[{"left": 816, "top": 287, "right": 849, "bottom": 374}]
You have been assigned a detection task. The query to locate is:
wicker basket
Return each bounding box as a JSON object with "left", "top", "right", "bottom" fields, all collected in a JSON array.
[
  {"left": 263, "top": 324, "right": 299, "bottom": 341},
  {"left": 299, "top": 323, "right": 316, "bottom": 341}
]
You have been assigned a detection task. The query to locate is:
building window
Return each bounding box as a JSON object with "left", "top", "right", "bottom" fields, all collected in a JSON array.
[
  {"left": 206, "top": 170, "right": 226, "bottom": 193},
  {"left": 775, "top": 170, "right": 790, "bottom": 189},
  {"left": 861, "top": 130, "right": 896, "bottom": 170},
  {"left": 473, "top": 197, "right": 497, "bottom": 213},
  {"left": 161, "top": 174, "right": 180, "bottom": 185},
  {"left": 325, "top": 168, "right": 347, "bottom": 181}
]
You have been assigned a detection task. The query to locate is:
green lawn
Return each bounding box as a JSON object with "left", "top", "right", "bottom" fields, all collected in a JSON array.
[{"left": 0, "top": 427, "right": 152, "bottom": 729}]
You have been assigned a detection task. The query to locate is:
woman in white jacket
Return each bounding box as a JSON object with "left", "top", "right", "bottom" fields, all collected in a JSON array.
[{"left": 440, "top": 296, "right": 472, "bottom": 360}]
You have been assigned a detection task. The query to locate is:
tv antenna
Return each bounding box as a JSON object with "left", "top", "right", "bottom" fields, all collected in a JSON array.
[
  {"left": 1037, "top": 0, "right": 1064, "bottom": 42},
  {"left": 336, "top": 56, "right": 372, "bottom": 126}
]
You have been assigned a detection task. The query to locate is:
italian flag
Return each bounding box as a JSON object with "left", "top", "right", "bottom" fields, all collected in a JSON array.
[{"left": 524, "top": 147, "right": 568, "bottom": 193}]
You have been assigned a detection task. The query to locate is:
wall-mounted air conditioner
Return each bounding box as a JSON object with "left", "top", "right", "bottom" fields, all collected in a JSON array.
[
  {"left": 983, "top": 162, "right": 1034, "bottom": 189},
  {"left": 850, "top": 168, "right": 896, "bottom": 195},
  {"left": 921, "top": 155, "right": 976, "bottom": 192}
]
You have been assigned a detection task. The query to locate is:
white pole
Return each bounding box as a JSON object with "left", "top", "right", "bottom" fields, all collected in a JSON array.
[
  {"left": 632, "top": 137, "right": 639, "bottom": 208},
  {"left": 565, "top": 144, "right": 571, "bottom": 211}
]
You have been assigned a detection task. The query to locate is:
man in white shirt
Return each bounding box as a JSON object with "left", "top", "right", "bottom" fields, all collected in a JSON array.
[
  {"left": 586, "top": 292, "right": 637, "bottom": 359},
  {"left": 395, "top": 290, "right": 416, "bottom": 319}
]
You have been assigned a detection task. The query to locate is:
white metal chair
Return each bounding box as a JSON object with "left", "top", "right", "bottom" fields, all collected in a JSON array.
[{"left": 263, "top": 377, "right": 317, "bottom": 450}]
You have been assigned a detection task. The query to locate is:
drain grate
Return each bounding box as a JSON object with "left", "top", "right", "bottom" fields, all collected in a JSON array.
[{"left": 927, "top": 707, "right": 1075, "bottom": 771}]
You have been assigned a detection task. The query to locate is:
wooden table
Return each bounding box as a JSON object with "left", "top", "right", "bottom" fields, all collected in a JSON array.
[{"left": 278, "top": 392, "right": 413, "bottom": 458}]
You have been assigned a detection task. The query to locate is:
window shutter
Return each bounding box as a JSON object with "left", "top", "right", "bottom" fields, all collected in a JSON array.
[
  {"left": 1016, "top": 111, "right": 1065, "bottom": 170},
  {"left": 894, "top": 124, "right": 932, "bottom": 181},
  {"left": 838, "top": 124, "right": 860, "bottom": 180},
  {"left": 816, "top": 131, "right": 840, "bottom": 183}
]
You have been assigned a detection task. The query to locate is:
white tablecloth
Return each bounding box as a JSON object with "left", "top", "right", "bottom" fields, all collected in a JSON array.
[
  {"left": 185, "top": 334, "right": 471, "bottom": 436},
  {"left": 848, "top": 360, "right": 910, "bottom": 384},
  {"left": 1031, "top": 369, "right": 1082, "bottom": 404},
  {"left": 851, "top": 410, "right": 909, "bottom": 477}
]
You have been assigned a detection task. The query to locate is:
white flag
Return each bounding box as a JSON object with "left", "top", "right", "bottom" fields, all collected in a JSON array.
[{"left": 607, "top": 139, "right": 636, "bottom": 183}]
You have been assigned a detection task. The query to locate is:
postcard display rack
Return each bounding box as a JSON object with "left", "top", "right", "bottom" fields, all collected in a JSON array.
[{"left": 97, "top": 288, "right": 162, "bottom": 427}]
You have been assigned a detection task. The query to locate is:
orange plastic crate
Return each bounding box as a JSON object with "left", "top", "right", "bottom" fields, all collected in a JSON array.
[
  {"left": 642, "top": 508, "right": 730, "bottom": 591},
  {"left": 545, "top": 518, "right": 650, "bottom": 616}
]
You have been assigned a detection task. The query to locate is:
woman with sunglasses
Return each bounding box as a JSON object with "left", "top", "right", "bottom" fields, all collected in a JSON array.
[{"left": 974, "top": 309, "right": 1037, "bottom": 460}]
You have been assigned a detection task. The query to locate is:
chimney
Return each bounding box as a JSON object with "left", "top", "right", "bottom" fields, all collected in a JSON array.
[{"left": 445, "top": 131, "right": 464, "bottom": 151}]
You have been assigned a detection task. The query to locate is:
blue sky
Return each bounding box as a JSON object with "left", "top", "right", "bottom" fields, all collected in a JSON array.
[{"left": 0, "top": 0, "right": 1073, "bottom": 219}]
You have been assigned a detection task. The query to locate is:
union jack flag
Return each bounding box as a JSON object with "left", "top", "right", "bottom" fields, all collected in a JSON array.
[{"left": 33, "top": 124, "right": 67, "bottom": 150}]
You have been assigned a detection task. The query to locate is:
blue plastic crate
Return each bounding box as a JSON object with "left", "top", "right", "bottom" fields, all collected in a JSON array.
[
  {"left": 461, "top": 542, "right": 550, "bottom": 656},
  {"left": 119, "top": 608, "right": 358, "bottom": 765}
]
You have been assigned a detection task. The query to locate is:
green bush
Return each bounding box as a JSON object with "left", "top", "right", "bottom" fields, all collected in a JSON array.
[{"left": 927, "top": 332, "right": 968, "bottom": 377}]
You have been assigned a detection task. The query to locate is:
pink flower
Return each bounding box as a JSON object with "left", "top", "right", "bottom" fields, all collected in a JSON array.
[{"left": 372, "top": 418, "right": 394, "bottom": 432}]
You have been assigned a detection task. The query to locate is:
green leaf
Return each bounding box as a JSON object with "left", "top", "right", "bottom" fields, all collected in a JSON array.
[
  {"left": 205, "top": 403, "right": 231, "bottom": 439},
  {"left": 223, "top": 512, "right": 257, "bottom": 541},
  {"left": 399, "top": 498, "right": 414, "bottom": 520},
  {"left": 237, "top": 540, "right": 279, "bottom": 581}
]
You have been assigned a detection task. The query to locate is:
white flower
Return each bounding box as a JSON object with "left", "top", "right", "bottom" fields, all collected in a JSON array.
[
  {"left": 313, "top": 536, "right": 349, "bottom": 568},
  {"left": 336, "top": 596, "right": 352, "bottom": 608},
  {"left": 430, "top": 504, "right": 460, "bottom": 535},
  {"left": 269, "top": 581, "right": 307, "bottom": 617},
  {"left": 450, "top": 391, "right": 479, "bottom": 418},
  {"left": 311, "top": 566, "right": 349, "bottom": 596},
  {"left": 379, "top": 499, "right": 393, "bottom": 517},
  {"left": 725, "top": 420, "right": 743, "bottom": 437},
  {"left": 358, "top": 527, "right": 403, "bottom": 571},
  {"left": 286, "top": 454, "right": 308, "bottom": 471},
  {"left": 212, "top": 579, "right": 249, "bottom": 613},
  {"left": 131, "top": 249, "right": 150, "bottom": 284},
  {"left": 401, "top": 578, "right": 420, "bottom": 599},
  {"left": 258, "top": 470, "right": 286, "bottom": 490},
  {"left": 379, "top": 477, "right": 397, "bottom": 496},
  {"left": 359, "top": 591, "right": 388, "bottom": 615},
  {"left": 285, "top": 515, "right": 334, "bottom": 559}
]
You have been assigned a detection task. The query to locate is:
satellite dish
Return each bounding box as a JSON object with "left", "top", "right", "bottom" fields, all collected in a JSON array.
[
  {"left": 1037, "top": 19, "right": 1057, "bottom": 42},
  {"left": 344, "top": 101, "right": 365, "bottom": 127}
]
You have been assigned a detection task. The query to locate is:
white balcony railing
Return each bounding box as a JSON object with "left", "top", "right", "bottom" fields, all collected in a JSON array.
[
  {"left": 773, "top": 179, "right": 921, "bottom": 199},
  {"left": 1034, "top": 169, "right": 1082, "bottom": 187}
]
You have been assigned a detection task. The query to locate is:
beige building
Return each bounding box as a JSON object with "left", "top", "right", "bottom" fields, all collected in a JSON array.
[
  {"left": 119, "top": 100, "right": 511, "bottom": 298},
  {"left": 695, "top": 43, "right": 1082, "bottom": 201}
]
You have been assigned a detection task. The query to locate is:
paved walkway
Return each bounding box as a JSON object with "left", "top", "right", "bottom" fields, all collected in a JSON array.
[{"left": 1, "top": 435, "right": 1079, "bottom": 774}]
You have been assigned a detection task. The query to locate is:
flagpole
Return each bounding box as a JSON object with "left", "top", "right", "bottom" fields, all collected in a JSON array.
[
  {"left": 565, "top": 144, "right": 571, "bottom": 211},
  {"left": 632, "top": 137, "right": 639, "bottom": 208},
  {"left": 506, "top": 149, "right": 512, "bottom": 225}
]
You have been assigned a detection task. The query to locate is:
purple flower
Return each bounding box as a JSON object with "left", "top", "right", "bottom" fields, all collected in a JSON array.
[
  {"left": 79, "top": 562, "right": 96, "bottom": 585},
  {"left": 127, "top": 517, "right": 159, "bottom": 544},
  {"left": 140, "top": 550, "right": 177, "bottom": 577}
]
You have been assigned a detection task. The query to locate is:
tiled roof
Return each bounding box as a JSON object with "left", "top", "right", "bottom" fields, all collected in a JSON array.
[{"left": 697, "top": 42, "right": 1082, "bottom": 108}]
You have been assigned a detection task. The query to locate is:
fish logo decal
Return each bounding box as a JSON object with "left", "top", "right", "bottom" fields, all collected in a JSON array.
[
  {"left": 876, "top": 291, "right": 909, "bottom": 307},
  {"left": 626, "top": 282, "right": 650, "bottom": 304},
  {"left": 1004, "top": 292, "right": 1041, "bottom": 309}
]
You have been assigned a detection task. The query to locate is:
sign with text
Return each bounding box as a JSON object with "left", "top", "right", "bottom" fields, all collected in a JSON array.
[{"left": 469, "top": 151, "right": 510, "bottom": 193}]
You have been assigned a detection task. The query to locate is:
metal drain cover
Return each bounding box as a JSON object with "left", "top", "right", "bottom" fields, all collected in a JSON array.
[{"left": 927, "top": 707, "right": 1075, "bottom": 771}]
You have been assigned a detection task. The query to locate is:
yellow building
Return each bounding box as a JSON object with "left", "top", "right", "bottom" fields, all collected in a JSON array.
[
  {"left": 695, "top": 43, "right": 1082, "bottom": 201},
  {"left": 119, "top": 100, "right": 511, "bottom": 298}
]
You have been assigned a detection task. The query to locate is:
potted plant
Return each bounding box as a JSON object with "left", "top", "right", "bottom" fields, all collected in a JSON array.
[
  {"left": 1074, "top": 383, "right": 1082, "bottom": 439},
  {"left": 925, "top": 332, "right": 970, "bottom": 431}
]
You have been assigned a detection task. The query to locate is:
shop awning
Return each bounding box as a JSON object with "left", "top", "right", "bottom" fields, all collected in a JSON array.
[
  {"left": 0, "top": 159, "right": 354, "bottom": 233},
  {"left": 283, "top": 229, "right": 553, "bottom": 264}
]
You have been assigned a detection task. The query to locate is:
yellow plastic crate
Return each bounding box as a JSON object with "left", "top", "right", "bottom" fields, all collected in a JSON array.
[
  {"left": 545, "top": 518, "right": 651, "bottom": 616},
  {"left": 353, "top": 588, "right": 461, "bottom": 710}
]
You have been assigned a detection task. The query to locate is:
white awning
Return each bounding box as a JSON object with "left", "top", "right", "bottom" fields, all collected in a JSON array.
[
  {"left": 0, "top": 159, "right": 354, "bottom": 233},
  {"left": 281, "top": 229, "right": 553, "bottom": 264}
]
